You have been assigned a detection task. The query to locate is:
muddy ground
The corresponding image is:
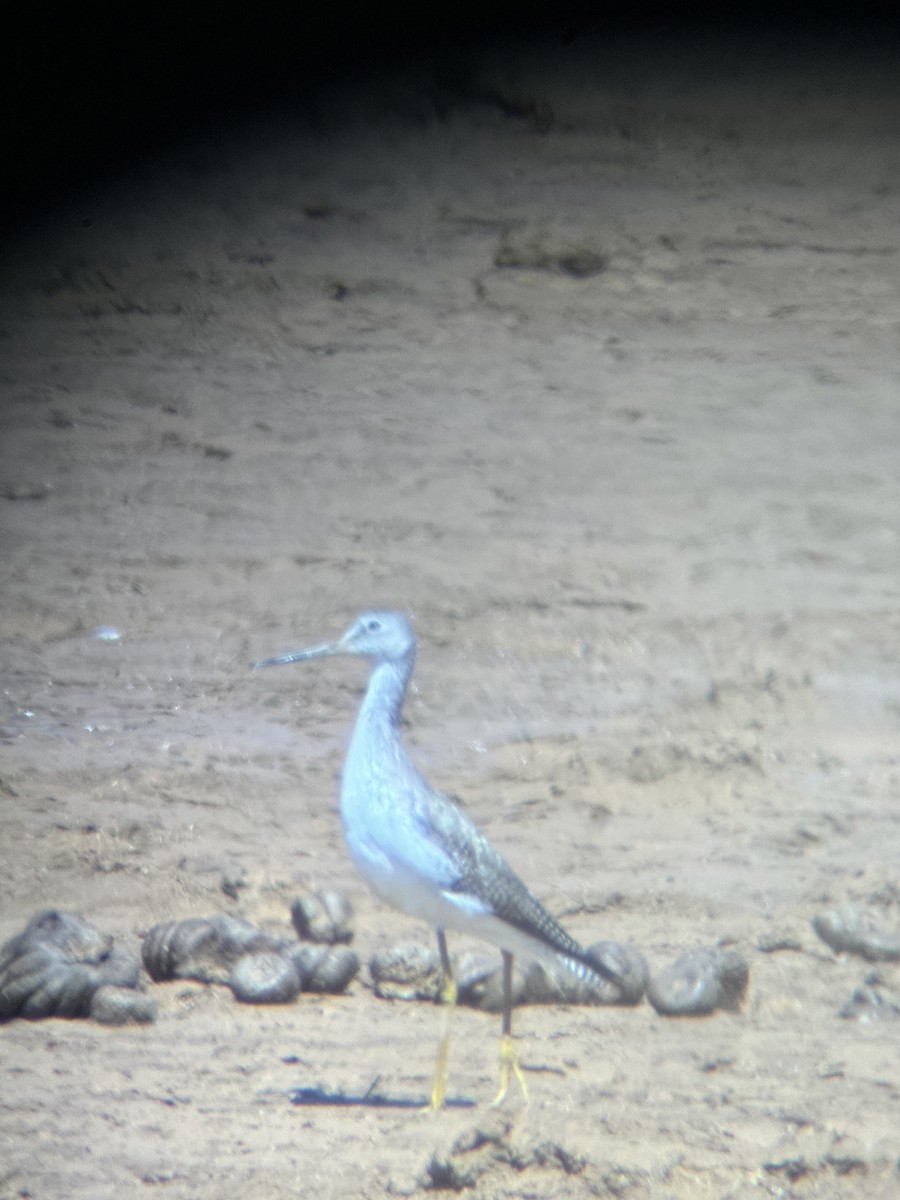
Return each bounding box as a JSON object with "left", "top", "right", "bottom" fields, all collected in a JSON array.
[{"left": 2, "top": 21, "right": 900, "bottom": 1200}]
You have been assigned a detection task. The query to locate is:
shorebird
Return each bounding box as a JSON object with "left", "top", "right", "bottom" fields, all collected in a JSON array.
[{"left": 255, "top": 610, "right": 617, "bottom": 1108}]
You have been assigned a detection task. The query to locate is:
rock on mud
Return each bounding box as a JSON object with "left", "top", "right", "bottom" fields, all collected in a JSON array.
[
  {"left": 0, "top": 910, "right": 146, "bottom": 1022},
  {"left": 287, "top": 944, "right": 359, "bottom": 993},
  {"left": 290, "top": 891, "right": 354, "bottom": 944},
  {"left": 90, "top": 984, "right": 158, "bottom": 1024},
  {"left": 812, "top": 906, "right": 900, "bottom": 962},
  {"left": 369, "top": 943, "right": 442, "bottom": 1000},
  {"left": 370, "top": 940, "right": 646, "bottom": 1011},
  {"left": 525, "top": 941, "right": 648, "bottom": 1007},
  {"left": 838, "top": 968, "right": 900, "bottom": 1022},
  {"left": 229, "top": 953, "right": 301, "bottom": 1004},
  {"left": 141, "top": 915, "right": 283, "bottom": 983},
  {"left": 455, "top": 941, "right": 647, "bottom": 1011},
  {"left": 142, "top": 913, "right": 359, "bottom": 1001},
  {"left": 647, "top": 946, "right": 749, "bottom": 1016}
]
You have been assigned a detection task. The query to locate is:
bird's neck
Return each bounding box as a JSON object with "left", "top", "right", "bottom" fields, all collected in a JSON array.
[
  {"left": 341, "top": 655, "right": 417, "bottom": 822},
  {"left": 352, "top": 654, "right": 415, "bottom": 749}
]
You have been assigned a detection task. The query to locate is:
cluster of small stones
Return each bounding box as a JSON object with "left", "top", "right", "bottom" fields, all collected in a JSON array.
[
  {"left": 0, "top": 891, "right": 360, "bottom": 1024},
  {"left": 370, "top": 937, "right": 749, "bottom": 1017},
  {"left": 0, "top": 910, "right": 156, "bottom": 1025},
  {"left": 9, "top": 895, "right": 898, "bottom": 1026},
  {"left": 371, "top": 902, "right": 900, "bottom": 1019},
  {"left": 142, "top": 892, "right": 360, "bottom": 1005},
  {"left": 838, "top": 971, "right": 900, "bottom": 1022},
  {"left": 812, "top": 905, "right": 900, "bottom": 1021}
]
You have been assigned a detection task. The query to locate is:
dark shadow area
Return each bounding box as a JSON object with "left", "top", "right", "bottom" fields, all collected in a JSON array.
[
  {"left": 3, "top": 3, "right": 898, "bottom": 234},
  {"left": 290, "top": 1084, "right": 476, "bottom": 1110}
]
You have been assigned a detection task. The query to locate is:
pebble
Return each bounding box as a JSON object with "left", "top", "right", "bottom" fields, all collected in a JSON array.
[
  {"left": 647, "top": 946, "right": 749, "bottom": 1016},
  {"left": 369, "top": 943, "right": 442, "bottom": 1000},
  {"left": 838, "top": 969, "right": 900, "bottom": 1022},
  {"left": 220, "top": 865, "right": 247, "bottom": 900},
  {"left": 91, "top": 626, "right": 121, "bottom": 642},
  {"left": 839, "top": 984, "right": 900, "bottom": 1022},
  {"left": 287, "top": 944, "right": 359, "bottom": 993},
  {"left": 812, "top": 905, "right": 900, "bottom": 962},
  {"left": 91, "top": 984, "right": 158, "bottom": 1024},
  {"left": 586, "top": 941, "right": 649, "bottom": 1004},
  {"left": 290, "top": 891, "right": 354, "bottom": 944},
  {"left": 757, "top": 927, "right": 805, "bottom": 953},
  {"left": 229, "top": 953, "right": 301, "bottom": 1004}
]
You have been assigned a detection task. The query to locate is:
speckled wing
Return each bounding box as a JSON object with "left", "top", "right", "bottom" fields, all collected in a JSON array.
[{"left": 410, "top": 783, "right": 616, "bottom": 981}]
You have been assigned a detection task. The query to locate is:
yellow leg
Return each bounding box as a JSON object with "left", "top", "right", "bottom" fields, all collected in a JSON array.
[
  {"left": 492, "top": 951, "right": 528, "bottom": 1106},
  {"left": 493, "top": 1031, "right": 529, "bottom": 1106},
  {"left": 428, "top": 930, "right": 456, "bottom": 1110}
]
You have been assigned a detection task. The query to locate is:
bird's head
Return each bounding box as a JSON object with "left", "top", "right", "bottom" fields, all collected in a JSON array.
[{"left": 254, "top": 610, "right": 416, "bottom": 670}]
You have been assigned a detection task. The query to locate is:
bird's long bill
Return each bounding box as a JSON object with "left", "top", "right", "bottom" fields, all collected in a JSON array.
[{"left": 252, "top": 640, "right": 339, "bottom": 670}]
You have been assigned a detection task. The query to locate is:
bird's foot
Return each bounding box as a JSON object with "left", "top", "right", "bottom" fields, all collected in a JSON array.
[{"left": 492, "top": 1033, "right": 528, "bottom": 1106}]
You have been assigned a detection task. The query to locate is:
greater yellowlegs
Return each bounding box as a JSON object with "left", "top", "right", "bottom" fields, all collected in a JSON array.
[{"left": 255, "top": 611, "right": 618, "bottom": 1107}]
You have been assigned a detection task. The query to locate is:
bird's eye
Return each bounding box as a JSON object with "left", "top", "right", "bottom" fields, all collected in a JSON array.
[{"left": 365, "top": 618, "right": 382, "bottom": 632}]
